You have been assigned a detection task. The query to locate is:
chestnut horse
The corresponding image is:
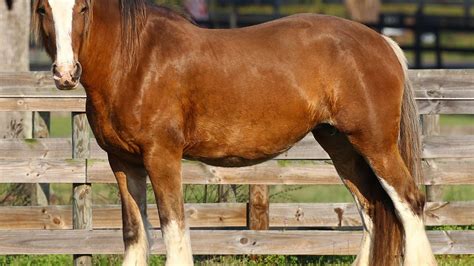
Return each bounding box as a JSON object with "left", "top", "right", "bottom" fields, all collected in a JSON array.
[{"left": 32, "top": 0, "right": 437, "bottom": 265}]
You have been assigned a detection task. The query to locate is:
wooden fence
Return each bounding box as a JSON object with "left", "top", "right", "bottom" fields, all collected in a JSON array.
[{"left": 0, "top": 70, "right": 473, "bottom": 258}]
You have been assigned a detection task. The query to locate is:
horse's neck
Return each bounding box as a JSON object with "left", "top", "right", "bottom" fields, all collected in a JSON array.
[{"left": 79, "top": 0, "right": 123, "bottom": 103}]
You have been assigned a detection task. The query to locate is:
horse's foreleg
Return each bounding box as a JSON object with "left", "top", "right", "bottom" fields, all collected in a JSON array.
[
  {"left": 144, "top": 147, "right": 193, "bottom": 266},
  {"left": 109, "top": 155, "right": 149, "bottom": 266}
]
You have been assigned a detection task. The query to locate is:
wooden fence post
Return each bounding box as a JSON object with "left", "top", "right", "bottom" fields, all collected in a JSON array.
[
  {"left": 72, "top": 112, "right": 92, "bottom": 266},
  {"left": 248, "top": 185, "right": 269, "bottom": 230},
  {"left": 422, "top": 115, "right": 443, "bottom": 201}
]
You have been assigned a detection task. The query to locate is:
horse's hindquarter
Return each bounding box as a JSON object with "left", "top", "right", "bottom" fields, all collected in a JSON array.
[{"left": 181, "top": 15, "right": 382, "bottom": 166}]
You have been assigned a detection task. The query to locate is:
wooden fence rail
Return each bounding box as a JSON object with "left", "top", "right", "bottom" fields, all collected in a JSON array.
[
  {"left": 0, "top": 202, "right": 473, "bottom": 230},
  {"left": 0, "top": 69, "right": 473, "bottom": 258}
]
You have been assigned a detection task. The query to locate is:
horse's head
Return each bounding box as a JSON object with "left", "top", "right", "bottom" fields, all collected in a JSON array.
[{"left": 33, "top": 0, "right": 92, "bottom": 90}]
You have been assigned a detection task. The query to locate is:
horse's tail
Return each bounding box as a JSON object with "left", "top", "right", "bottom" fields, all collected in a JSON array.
[
  {"left": 370, "top": 36, "right": 424, "bottom": 265},
  {"left": 383, "top": 35, "right": 423, "bottom": 185}
]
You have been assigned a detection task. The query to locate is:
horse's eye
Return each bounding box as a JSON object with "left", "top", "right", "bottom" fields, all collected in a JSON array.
[
  {"left": 80, "top": 6, "right": 89, "bottom": 14},
  {"left": 37, "top": 6, "right": 46, "bottom": 16}
]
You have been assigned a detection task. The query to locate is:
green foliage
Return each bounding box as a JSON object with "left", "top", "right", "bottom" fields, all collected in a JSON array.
[{"left": 0, "top": 255, "right": 72, "bottom": 266}]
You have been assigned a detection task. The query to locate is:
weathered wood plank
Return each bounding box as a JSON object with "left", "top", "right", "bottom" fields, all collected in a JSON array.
[
  {"left": 0, "top": 201, "right": 471, "bottom": 230},
  {"left": 0, "top": 203, "right": 246, "bottom": 230},
  {"left": 87, "top": 158, "right": 474, "bottom": 185},
  {"left": 3, "top": 135, "right": 474, "bottom": 160},
  {"left": 0, "top": 97, "right": 86, "bottom": 112},
  {"left": 409, "top": 69, "right": 474, "bottom": 92},
  {"left": 93, "top": 203, "right": 246, "bottom": 229},
  {"left": 87, "top": 160, "right": 341, "bottom": 184},
  {"left": 1, "top": 157, "right": 473, "bottom": 185},
  {"left": 412, "top": 69, "right": 474, "bottom": 115},
  {"left": 0, "top": 206, "right": 71, "bottom": 230},
  {"left": 417, "top": 100, "right": 474, "bottom": 115},
  {"left": 269, "top": 202, "right": 474, "bottom": 227},
  {"left": 423, "top": 158, "right": 474, "bottom": 185},
  {"left": 0, "top": 138, "right": 72, "bottom": 159},
  {"left": 0, "top": 159, "right": 86, "bottom": 183},
  {"left": 422, "top": 135, "right": 474, "bottom": 159},
  {"left": 0, "top": 229, "right": 471, "bottom": 255}
]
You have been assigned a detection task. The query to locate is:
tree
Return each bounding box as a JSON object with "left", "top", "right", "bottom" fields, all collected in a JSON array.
[
  {"left": 1, "top": 0, "right": 49, "bottom": 206},
  {"left": 345, "top": 0, "right": 381, "bottom": 24},
  {"left": 0, "top": 0, "right": 31, "bottom": 139}
]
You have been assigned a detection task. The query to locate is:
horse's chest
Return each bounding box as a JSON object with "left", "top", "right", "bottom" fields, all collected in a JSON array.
[{"left": 86, "top": 104, "right": 140, "bottom": 158}]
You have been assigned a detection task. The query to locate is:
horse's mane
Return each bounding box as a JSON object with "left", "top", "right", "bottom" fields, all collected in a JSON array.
[
  {"left": 121, "top": 0, "right": 195, "bottom": 57},
  {"left": 120, "top": 0, "right": 147, "bottom": 63}
]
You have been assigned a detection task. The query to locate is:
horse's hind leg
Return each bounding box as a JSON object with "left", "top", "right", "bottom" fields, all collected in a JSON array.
[
  {"left": 108, "top": 155, "right": 150, "bottom": 266},
  {"left": 313, "top": 125, "right": 390, "bottom": 266},
  {"left": 347, "top": 130, "right": 436, "bottom": 266}
]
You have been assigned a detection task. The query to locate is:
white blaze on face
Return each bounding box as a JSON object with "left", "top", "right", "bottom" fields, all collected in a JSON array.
[{"left": 48, "top": 0, "right": 76, "bottom": 68}]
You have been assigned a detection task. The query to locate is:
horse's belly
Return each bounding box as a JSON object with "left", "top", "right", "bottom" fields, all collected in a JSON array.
[
  {"left": 183, "top": 126, "right": 308, "bottom": 167},
  {"left": 184, "top": 149, "right": 288, "bottom": 167}
]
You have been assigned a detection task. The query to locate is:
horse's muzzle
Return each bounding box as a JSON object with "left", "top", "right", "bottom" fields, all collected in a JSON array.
[{"left": 52, "top": 61, "right": 82, "bottom": 90}]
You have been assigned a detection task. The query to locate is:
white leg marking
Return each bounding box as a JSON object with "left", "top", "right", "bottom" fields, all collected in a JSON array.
[
  {"left": 378, "top": 179, "right": 437, "bottom": 266},
  {"left": 352, "top": 198, "right": 373, "bottom": 266},
  {"left": 48, "top": 0, "right": 75, "bottom": 67},
  {"left": 162, "top": 221, "right": 193, "bottom": 266},
  {"left": 123, "top": 225, "right": 149, "bottom": 266}
]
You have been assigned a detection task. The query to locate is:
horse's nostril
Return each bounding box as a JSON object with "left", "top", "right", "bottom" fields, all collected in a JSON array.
[{"left": 73, "top": 62, "right": 83, "bottom": 80}]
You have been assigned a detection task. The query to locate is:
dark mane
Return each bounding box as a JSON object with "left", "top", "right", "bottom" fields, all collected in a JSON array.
[
  {"left": 153, "top": 4, "right": 196, "bottom": 25},
  {"left": 120, "top": 0, "right": 147, "bottom": 64},
  {"left": 121, "top": 1, "right": 195, "bottom": 63}
]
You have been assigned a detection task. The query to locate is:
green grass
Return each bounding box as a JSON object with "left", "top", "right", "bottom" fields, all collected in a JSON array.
[
  {"left": 271, "top": 185, "right": 352, "bottom": 203},
  {"left": 440, "top": 115, "right": 474, "bottom": 127},
  {"left": 1, "top": 254, "right": 474, "bottom": 265},
  {"left": 443, "top": 185, "right": 474, "bottom": 201},
  {"left": 50, "top": 114, "right": 71, "bottom": 138}
]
